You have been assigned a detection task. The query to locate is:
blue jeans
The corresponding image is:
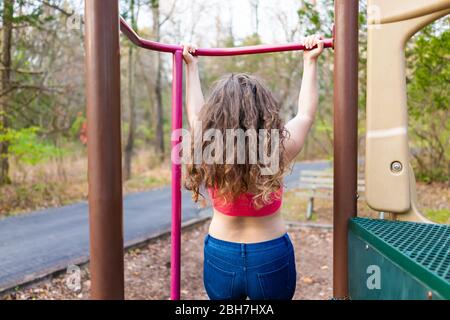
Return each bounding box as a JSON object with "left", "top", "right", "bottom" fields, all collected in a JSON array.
[{"left": 203, "top": 233, "right": 297, "bottom": 300}]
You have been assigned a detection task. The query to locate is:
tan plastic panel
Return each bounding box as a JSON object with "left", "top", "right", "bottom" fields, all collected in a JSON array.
[
  {"left": 366, "top": 0, "right": 450, "bottom": 216},
  {"left": 394, "top": 164, "right": 432, "bottom": 223},
  {"left": 368, "top": 0, "right": 450, "bottom": 24}
]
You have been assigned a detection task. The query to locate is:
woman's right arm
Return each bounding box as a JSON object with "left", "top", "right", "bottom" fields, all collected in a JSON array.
[{"left": 284, "top": 35, "right": 324, "bottom": 162}]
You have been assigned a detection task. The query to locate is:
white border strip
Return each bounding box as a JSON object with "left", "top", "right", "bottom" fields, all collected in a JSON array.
[{"left": 366, "top": 126, "right": 407, "bottom": 139}]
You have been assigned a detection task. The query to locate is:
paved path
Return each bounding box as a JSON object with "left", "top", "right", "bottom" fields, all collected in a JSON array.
[{"left": 0, "top": 161, "right": 329, "bottom": 292}]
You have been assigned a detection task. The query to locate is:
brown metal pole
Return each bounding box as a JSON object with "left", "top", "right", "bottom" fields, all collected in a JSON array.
[
  {"left": 85, "top": 0, "right": 124, "bottom": 299},
  {"left": 333, "top": 0, "right": 359, "bottom": 299}
]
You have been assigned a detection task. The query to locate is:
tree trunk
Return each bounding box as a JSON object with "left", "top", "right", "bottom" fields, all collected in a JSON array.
[
  {"left": 154, "top": 52, "right": 164, "bottom": 159},
  {"left": 152, "top": 0, "right": 164, "bottom": 160},
  {"left": 124, "top": 0, "right": 136, "bottom": 180},
  {"left": 251, "top": 0, "right": 260, "bottom": 35},
  {"left": 0, "top": 0, "right": 14, "bottom": 185}
]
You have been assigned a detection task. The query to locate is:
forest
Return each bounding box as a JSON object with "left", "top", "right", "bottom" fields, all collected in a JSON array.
[{"left": 0, "top": 0, "right": 448, "bottom": 216}]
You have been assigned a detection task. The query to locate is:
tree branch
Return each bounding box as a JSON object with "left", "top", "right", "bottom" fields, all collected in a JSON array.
[
  {"left": 41, "top": 1, "right": 74, "bottom": 17},
  {"left": 159, "top": 0, "right": 176, "bottom": 27}
]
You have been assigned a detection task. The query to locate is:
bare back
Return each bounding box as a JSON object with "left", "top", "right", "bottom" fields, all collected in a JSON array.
[{"left": 208, "top": 209, "right": 287, "bottom": 243}]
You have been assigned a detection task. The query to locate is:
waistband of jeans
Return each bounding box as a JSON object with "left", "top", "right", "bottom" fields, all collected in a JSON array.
[{"left": 205, "top": 233, "right": 291, "bottom": 252}]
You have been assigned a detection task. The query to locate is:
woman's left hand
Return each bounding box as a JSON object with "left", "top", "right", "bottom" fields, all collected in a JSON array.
[
  {"left": 303, "top": 34, "right": 324, "bottom": 61},
  {"left": 182, "top": 43, "right": 199, "bottom": 66}
]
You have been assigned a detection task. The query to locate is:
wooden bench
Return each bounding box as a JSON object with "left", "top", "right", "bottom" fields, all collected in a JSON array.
[{"left": 296, "top": 170, "right": 365, "bottom": 220}]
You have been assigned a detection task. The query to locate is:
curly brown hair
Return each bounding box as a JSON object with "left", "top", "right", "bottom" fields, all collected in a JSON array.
[{"left": 184, "top": 73, "right": 290, "bottom": 208}]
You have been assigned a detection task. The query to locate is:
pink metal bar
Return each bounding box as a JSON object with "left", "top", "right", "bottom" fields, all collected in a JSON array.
[
  {"left": 120, "top": 17, "right": 333, "bottom": 55},
  {"left": 170, "top": 50, "right": 183, "bottom": 300},
  {"left": 195, "top": 41, "right": 333, "bottom": 56},
  {"left": 120, "top": 17, "right": 179, "bottom": 53}
]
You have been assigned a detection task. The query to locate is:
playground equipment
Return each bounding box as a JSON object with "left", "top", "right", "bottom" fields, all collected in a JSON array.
[
  {"left": 365, "top": 0, "right": 450, "bottom": 222},
  {"left": 84, "top": 0, "right": 449, "bottom": 300},
  {"left": 349, "top": 0, "right": 450, "bottom": 300},
  {"left": 119, "top": 7, "right": 333, "bottom": 302}
]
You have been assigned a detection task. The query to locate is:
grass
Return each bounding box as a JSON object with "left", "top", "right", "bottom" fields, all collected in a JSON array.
[
  {"left": 0, "top": 150, "right": 171, "bottom": 217},
  {"left": 281, "top": 190, "right": 311, "bottom": 222},
  {"left": 124, "top": 175, "right": 170, "bottom": 192},
  {"left": 1, "top": 150, "right": 449, "bottom": 226},
  {"left": 281, "top": 184, "right": 450, "bottom": 225},
  {"left": 424, "top": 209, "right": 450, "bottom": 225}
]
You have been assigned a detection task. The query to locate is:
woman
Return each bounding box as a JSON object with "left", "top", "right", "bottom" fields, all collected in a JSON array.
[{"left": 182, "top": 35, "right": 324, "bottom": 300}]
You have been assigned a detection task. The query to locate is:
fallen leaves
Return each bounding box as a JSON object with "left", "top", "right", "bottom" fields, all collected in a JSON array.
[
  {"left": 2, "top": 219, "right": 336, "bottom": 300},
  {"left": 301, "top": 276, "right": 314, "bottom": 285}
]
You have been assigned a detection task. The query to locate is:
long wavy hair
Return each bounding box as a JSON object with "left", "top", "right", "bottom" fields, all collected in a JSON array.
[{"left": 184, "top": 73, "right": 290, "bottom": 208}]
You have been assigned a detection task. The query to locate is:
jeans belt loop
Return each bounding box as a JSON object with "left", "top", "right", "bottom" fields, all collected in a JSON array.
[{"left": 284, "top": 233, "right": 289, "bottom": 245}]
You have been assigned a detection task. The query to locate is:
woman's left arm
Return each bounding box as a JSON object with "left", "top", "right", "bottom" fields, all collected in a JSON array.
[{"left": 183, "top": 44, "right": 205, "bottom": 128}]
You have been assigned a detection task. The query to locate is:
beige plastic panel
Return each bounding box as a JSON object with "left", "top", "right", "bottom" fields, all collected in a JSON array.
[
  {"left": 397, "top": 164, "right": 432, "bottom": 223},
  {"left": 368, "top": 0, "right": 450, "bottom": 24},
  {"left": 366, "top": 0, "right": 450, "bottom": 217}
]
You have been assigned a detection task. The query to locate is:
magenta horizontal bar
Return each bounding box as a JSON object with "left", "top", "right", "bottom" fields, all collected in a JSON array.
[
  {"left": 120, "top": 17, "right": 178, "bottom": 53},
  {"left": 120, "top": 17, "right": 333, "bottom": 56}
]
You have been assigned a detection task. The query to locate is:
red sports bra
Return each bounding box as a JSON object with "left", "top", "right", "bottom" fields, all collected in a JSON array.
[{"left": 208, "top": 187, "right": 283, "bottom": 217}]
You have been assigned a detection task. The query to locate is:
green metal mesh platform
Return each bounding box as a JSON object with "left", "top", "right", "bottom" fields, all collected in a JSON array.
[
  {"left": 351, "top": 218, "right": 450, "bottom": 282},
  {"left": 350, "top": 217, "right": 450, "bottom": 298}
]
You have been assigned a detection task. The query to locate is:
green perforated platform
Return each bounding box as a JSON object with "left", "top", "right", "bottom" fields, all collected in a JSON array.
[{"left": 348, "top": 217, "right": 450, "bottom": 300}]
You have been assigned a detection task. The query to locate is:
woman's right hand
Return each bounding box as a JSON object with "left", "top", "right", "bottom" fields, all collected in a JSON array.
[{"left": 182, "top": 43, "right": 198, "bottom": 66}]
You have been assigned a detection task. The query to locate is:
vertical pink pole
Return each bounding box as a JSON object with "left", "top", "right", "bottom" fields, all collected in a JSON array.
[{"left": 171, "top": 50, "right": 183, "bottom": 300}]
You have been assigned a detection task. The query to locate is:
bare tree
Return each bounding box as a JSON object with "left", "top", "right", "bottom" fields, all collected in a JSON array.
[
  {"left": 124, "top": 0, "right": 138, "bottom": 180},
  {"left": 250, "top": 0, "right": 260, "bottom": 35},
  {"left": 0, "top": 0, "right": 14, "bottom": 184},
  {"left": 151, "top": 0, "right": 165, "bottom": 161}
]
